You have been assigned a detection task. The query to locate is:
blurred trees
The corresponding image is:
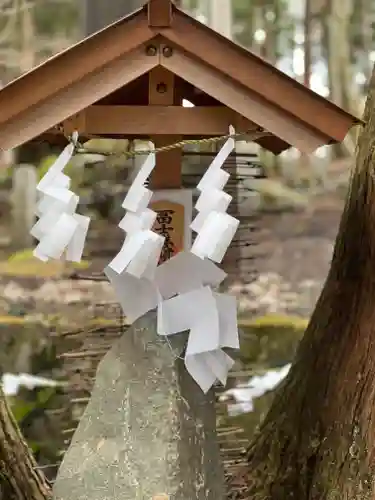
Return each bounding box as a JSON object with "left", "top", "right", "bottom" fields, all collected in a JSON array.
[
  {"left": 0, "top": 0, "right": 79, "bottom": 83},
  {"left": 82, "top": 0, "right": 143, "bottom": 35}
]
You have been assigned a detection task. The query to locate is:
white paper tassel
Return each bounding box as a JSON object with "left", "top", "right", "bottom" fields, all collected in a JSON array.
[
  {"left": 191, "top": 211, "right": 239, "bottom": 263},
  {"left": 36, "top": 189, "right": 77, "bottom": 218},
  {"left": 191, "top": 189, "right": 232, "bottom": 233},
  {"left": 122, "top": 152, "right": 155, "bottom": 212},
  {"left": 65, "top": 214, "right": 91, "bottom": 263},
  {"left": 118, "top": 208, "right": 157, "bottom": 234},
  {"left": 126, "top": 232, "right": 164, "bottom": 279},
  {"left": 121, "top": 185, "right": 153, "bottom": 213},
  {"left": 197, "top": 128, "right": 235, "bottom": 192},
  {"left": 154, "top": 251, "right": 226, "bottom": 299},
  {"left": 31, "top": 132, "right": 90, "bottom": 263},
  {"left": 37, "top": 142, "right": 76, "bottom": 193},
  {"left": 108, "top": 230, "right": 164, "bottom": 278},
  {"left": 195, "top": 188, "right": 232, "bottom": 214},
  {"left": 33, "top": 212, "right": 79, "bottom": 260},
  {"left": 157, "top": 286, "right": 239, "bottom": 393},
  {"left": 103, "top": 137, "right": 242, "bottom": 394},
  {"left": 198, "top": 168, "right": 230, "bottom": 192},
  {"left": 104, "top": 266, "right": 159, "bottom": 323}
]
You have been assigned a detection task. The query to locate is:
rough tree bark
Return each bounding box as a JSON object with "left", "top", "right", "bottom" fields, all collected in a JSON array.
[
  {"left": 228, "top": 69, "right": 375, "bottom": 499},
  {"left": 0, "top": 386, "right": 51, "bottom": 500}
]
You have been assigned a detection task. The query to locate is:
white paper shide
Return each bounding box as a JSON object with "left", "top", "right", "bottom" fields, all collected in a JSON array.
[
  {"left": 106, "top": 130, "right": 240, "bottom": 393},
  {"left": 156, "top": 127, "right": 240, "bottom": 392},
  {"left": 104, "top": 149, "right": 163, "bottom": 323},
  {"left": 30, "top": 131, "right": 90, "bottom": 263},
  {"left": 30, "top": 130, "right": 241, "bottom": 393}
]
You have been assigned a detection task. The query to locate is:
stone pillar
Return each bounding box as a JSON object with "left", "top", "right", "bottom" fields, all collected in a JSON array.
[
  {"left": 10, "top": 164, "right": 37, "bottom": 250},
  {"left": 53, "top": 311, "right": 224, "bottom": 500}
]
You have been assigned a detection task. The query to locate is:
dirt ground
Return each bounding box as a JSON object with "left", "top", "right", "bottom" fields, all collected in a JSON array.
[
  {"left": 257, "top": 198, "right": 342, "bottom": 283},
  {"left": 0, "top": 194, "right": 344, "bottom": 321}
]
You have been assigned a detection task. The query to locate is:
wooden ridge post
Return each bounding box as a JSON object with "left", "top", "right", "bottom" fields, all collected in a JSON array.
[{"left": 147, "top": 0, "right": 173, "bottom": 28}]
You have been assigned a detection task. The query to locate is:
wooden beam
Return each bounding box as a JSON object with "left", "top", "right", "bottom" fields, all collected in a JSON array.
[
  {"left": 64, "top": 105, "right": 256, "bottom": 136},
  {"left": 0, "top": 47, "right": 157, "bottom": 151},
  {"left": 148, "top": 67, "right": 181, "bottom": 189},
  {"left": 0, "top": 14, "right": 153, "bottom": 128},
  {"left": 148, "top": 0, "right": 172, "bottom": 27},
  {"left": 160, "top": 46, "right": 330, "bottom": 153},
  {"left": 165, "top": 11, "right": 361, "bottom": 140}
]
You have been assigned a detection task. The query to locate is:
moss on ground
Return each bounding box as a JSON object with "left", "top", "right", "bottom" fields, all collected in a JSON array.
[
  {"left": 0, "top": 249, "right": 90, "bottom": 277},
  {"left": 239, "top": 313, "right": 307, "bottom": 366}
]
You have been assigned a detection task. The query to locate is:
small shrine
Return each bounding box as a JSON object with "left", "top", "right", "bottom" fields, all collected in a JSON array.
[
  {"left": 0, "top": 0, "right": 360, "bottom": 159},
  {"left": 0, "top": 1, "right": 361, "bottom": 499}
]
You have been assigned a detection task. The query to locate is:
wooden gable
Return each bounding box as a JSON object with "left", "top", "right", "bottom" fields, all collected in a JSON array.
[{"left": 0, "top": 0, "right": 361, "bottom": 154}]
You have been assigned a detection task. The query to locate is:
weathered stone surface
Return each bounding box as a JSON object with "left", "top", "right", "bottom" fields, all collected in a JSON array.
[
  {"left": 11, "top": 164, "right": 37, "bottom": 250},
  {"left": 53, "top": 311, "right": 224, "bottom": 500}
]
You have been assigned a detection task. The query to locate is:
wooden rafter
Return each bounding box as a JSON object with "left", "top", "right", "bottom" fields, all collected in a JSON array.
[
  {"left": 148, "top": 0, "right": 172, "bottom": 27},
  {"left": 0, "top": 0, "right": 361, "bottom": 154},
  {"left": 62, "top": 106, "right": 258, "bottom": 137}
]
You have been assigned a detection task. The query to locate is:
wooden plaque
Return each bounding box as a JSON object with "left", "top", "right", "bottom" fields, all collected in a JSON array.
[{"left": 151, "top": 200, "right": 185, "bottom": 263}]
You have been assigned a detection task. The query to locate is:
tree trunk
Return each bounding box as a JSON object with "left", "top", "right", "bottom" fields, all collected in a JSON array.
[
  {"left": 228, "top": 69, "right": 375, "bottom": 499},
  {"left": 0, "top": 387, "right": 51, "bottom": 500}
]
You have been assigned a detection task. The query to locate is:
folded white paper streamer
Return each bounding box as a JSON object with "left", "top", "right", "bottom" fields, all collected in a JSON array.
[
  {"left": 37, "top": 136, "right": 77, "bottom": 194},
  {"left": 118, "top": 208, "right": 157, "bottom": 234},
  {"left": 36, "top": 173, "right": 71, "bottom": 212},
  {"left": 32, "top": 201, "right": 89, "bottom": 262},
  {"left": 33, "top": 212, "right": 79, "bottom": 261},
  {"left": 31, "top": 193, "right": 79, "bottom": 241},
  {"left": 157, "top": 286, "right": 239, "bottom": 392},
  {"left": 108, "top": 230, "right": 164, "bottom": 278},
  {"left": 126, "top": 232, "right": 164, "bottom": 279},
  {"left": 191, "top": 189, "right": 233, "bottom": 233},
  {"left": 32, "top": 132, "right": 90, "bottom": 263},
  {"left": 197, "top": 128, "right": 235, "bottom": 192},
  {"left": 104, "top": 266, "right": 159, "bottom": 323},
  {"left": 191, "top": 211, "right": 239, "bottom": 263},
  {"left": 130, "top": 151, "right": 156, "bottom": 186},
  {"left": 122, "top": 185, "right": 153, "bottom": 213},
  {"left": 65, "top": 214, "right": 91, "bottom": 263},
  {"left": 154, "top": 251, "right": 227, "bottom": 299},
  {"left": 185, "top": 350, "right": 234, "bottom": 394},
  {"left": 106, "top": 250, "right": 227, "bottom": 325},
  {"left": 122, "top": 152, "right": 155, "bottom": 212},
  {"left": 36, "top": 188, "right": 77, "bottom": 218},
  {"left": 200, "top": 168, "right": 230, "bottom": 192},
  {"left": 195, "top": 188, "right": 232, "bottom": 215}
]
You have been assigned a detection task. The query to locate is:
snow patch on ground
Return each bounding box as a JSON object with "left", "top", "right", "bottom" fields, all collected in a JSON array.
[
  {"left": 220, "top": 364, "right": 291, "bottom": 416},
  {"left": 2, "top": 372, "right": 62, "bottom": 396}
]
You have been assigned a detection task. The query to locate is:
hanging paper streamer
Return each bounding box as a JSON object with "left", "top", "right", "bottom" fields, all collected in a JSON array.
[
  {"left": 104, "top": 266, "right": 159, "bottom": 324},
  {"left": 106, "top": 129, "right": 241, "bottom": 392},
  {"left": 105, "top": 149, "right": 165, "bottom": 324},
  {"left": 157, "top": 285, "right": 238, "bottom": 393},
  {"left": 30, "top": 132, "right": 90, "bottom": 263},
  {"left": 106, "top": 151, "right": 165, "bottom": 280},
  {"left": 191, "top": 126, "right": 240, "bottom": 263},
  {"left": 155, "top": 126, "right": 240, "bottom": 391}
]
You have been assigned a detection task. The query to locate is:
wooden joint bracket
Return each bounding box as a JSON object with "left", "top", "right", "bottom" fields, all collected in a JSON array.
[{"left": 62, "top": 111, "right": 86, "bottom": 137}]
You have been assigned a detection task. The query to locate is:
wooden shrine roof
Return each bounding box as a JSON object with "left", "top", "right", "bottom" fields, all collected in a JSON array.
[{"left": 0, "top": 0, "right": 362, "bottom": 154}]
